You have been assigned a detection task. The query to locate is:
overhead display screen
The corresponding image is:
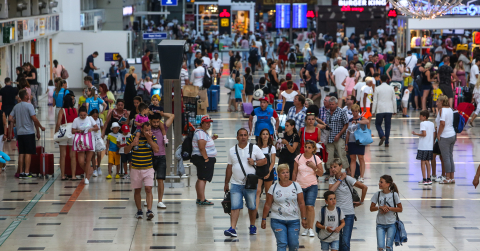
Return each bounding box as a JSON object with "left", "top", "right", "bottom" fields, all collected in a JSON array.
[
  {"left": 293, "top": 4, "right": 307, "bottom": 28},
  {"left": 276, "top": 4, "right": 290, "bottom": 29}
]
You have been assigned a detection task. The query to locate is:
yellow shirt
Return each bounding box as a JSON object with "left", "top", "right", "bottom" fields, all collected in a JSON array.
[
  {"left": 432, "top": 88, "right": 443, "bottom": 101},
  {"left": 78, "top": 96, "right": 86, "bottom": 107}
]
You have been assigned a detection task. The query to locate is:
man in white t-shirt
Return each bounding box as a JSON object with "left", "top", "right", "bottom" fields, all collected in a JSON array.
[
  {"left": 404, "top": 51, "right": 418, "bottom": 74},
  {"left": 470, "top": 58, "right": 480, "bottom": 86},
  {"left": 224, "top": 128, "right": 266, "bottom": 237},
  {"left": 354, "top": 81, "right": 366, "bottom": 102},
  {"left": 201, "top": 53, "right": 211, "bottom": 68},
  {"left": 434, "top": 44, "right": 447, "bottom": 66},
  {"left": 360, "top": 77, "right": 375, "bottom": 128},
  {"left": 332, "top": 60, "right": 349, "bottom": 106},
  {"left": 211, "top": 52, "right": 223, "bottom": 84}
]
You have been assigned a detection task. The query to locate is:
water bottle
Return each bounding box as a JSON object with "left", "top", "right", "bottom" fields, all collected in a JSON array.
[{"left": 273, "top": 167, "right": 278, "bottom": 181}]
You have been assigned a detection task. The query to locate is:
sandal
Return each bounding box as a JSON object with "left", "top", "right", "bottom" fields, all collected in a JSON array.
[
  {"left": 61, "top": 176, "right": 69, "bottom": 181},
  {"left": 199, "top": 199, "right": 214, "bottom": 205},
  {"left": 439, "top": 179, "right": 454, "bottom": 184}
]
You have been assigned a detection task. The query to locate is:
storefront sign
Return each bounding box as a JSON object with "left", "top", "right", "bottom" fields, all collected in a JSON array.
[
  {"left": 161, "top": 0, "right": 178, "bottom": 6},
  {"left": 143, "top": 33, "right": 167, "bottom": 39},
  {"left": 341, "top": 6, "right": 365, "bottom": 12},
  {"left": 293, "top": 4, "right": 308, "bottom": 28},
  {"left": 276, "top": 4, "right": 291, "bottom": 29},
  {"left": 218, "top": 6, "right": 231, "bottom": 35},
  {"left": 39, "top": 18, "right": 46, "bottom": 36},
  {"left": 447, "top": 1, "right": 480, "bottom": 16},
  {"left": 306, "top": 10, "right": 315, "bottom": 18},
  {"left": 388, "top": 9, "right": 397, "bottom": 17},
  {"left": 338, "top": 0, "right": 385, "bottom": 6}
]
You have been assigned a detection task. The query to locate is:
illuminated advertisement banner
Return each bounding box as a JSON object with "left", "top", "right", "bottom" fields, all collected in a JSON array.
[
  {"left": 338, "top": 0, "right": 386, "bottom": 6},
  {"left": 293, "top": 4, "right": 308, "bottom": 28},
  {"left": 276, "top": 4, "right": 291, "bottom": 28},
  {"left": 398, "top": 0, "right": 480, "bottom": 16}
]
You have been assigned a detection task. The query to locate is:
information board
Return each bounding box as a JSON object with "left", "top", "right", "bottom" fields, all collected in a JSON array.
[
  {"left": 293, "top": 4, "right": 307, "bottom": 28},
  {"left": 276, "top": 4, "right": 290, "bottom": 29}
]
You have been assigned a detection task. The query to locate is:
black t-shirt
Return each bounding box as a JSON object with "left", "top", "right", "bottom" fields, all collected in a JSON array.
[
  {"left": 26, "top": 68, "right": 38, "bottom": 85},
  {"left": 279, "top": 132, "right": 300, "bottom": 162},
  {"left": 84, "top": 54, "right": 94, "bottom": 73},
  {"left": 365, "top": 62, "right": 376, "bottom": 77},
  {"left": 229, "top": 56, "right": 235, "bottom": 72},
  {"left": 0, "top": 85, "right": 19, "bottom": 107},
  {"left": 379, "top": 37, "right": 385, "bottom": 49}
]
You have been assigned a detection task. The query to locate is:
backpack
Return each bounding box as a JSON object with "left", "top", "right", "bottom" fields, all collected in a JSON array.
[
  {"left": 202, "top": 67, "right": 213, "bottom": 89},
  {"left": 315, "top": 206, "right": 342, "bottom": 240},
  {"left": 249, "top": 48, "right": 258, "bottom": 62},
  {"left": 181, "top": 129, "right": 199, "bottom": 161},
  {"left": 452, "top": 109, "right": 465, "bottom": 133},
  {"left": 109, "top": 66, "right": 117, "bottom": 78},
  {"left": 289, "top": 53, "right": 296, "bottom": 63}
]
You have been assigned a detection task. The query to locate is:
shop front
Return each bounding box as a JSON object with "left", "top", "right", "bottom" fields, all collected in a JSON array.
[
  {"left": 316, "top": 4, "right": 388, "bottom": 40},
  {"left": 194, "top": 0, "right": 255, "bottom": 35}
]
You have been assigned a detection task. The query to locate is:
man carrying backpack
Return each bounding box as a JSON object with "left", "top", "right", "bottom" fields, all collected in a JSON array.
[{"left": 191, "top": 116, "right": 218, "bottom": 205}]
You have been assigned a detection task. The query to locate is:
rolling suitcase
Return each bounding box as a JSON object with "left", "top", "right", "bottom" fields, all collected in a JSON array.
[
  {"left": 29, "top": 145, "right": 44, "bottom": 176},
  {"left": 209, "top": 85, "right": 220, "bottom": 104},
  {"left": 38, "top": 131, "right": 54, "bottom": 178},
  {"left": 64, "top": 146, "right": 84, "bottom": 177},
  {"left": 207, "top": 89, "right": 219, "bottom": 112}
]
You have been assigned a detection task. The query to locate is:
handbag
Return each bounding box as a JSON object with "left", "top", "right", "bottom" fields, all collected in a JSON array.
[
  {"left": 221, "top": 191, "right": 232, "bottom": 215},
  {"left": 235, "top": 144, "right": 259, "bottom": 190},
  {"left": 377, "top": 192, "right": 407, "bottom": 246},
  {"left": 344, "top": 178, "right": 361, "bottom": 203},
  {"left": 320, "top": 126, "right": 331, "bottom": 144},
  {"left": 94, "top": 135, "right": 106, "bottom": 152},
  {"left": 53, "top": 109, "right": 73, "bottom": 143},
  {"left": 353, "top": 125, "right": 373, "bottom": 145},
  {"left": 225, "top": 76, "right": 235, "bottom": 90},
  {"left": 433, "top": 140, "right": 441, "bottom": 155},
  {"left": 61, "top": 65, "right": 69, "bottom": 79},
  {"left": 73, "top": 132, "right": 95, "bottom": 151}
]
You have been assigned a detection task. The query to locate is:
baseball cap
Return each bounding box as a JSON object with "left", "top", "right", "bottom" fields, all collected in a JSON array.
[
  {"left": 111, "top": 122, "right": 121, "bottom": 130},
  {"left": 259, "top": 97, "right": 268, "bottom": 102},
  {"left": 121, "top": 124, "right": 130, "bottom": 133},
  {"left": 286, "top": 73, "right": 292, "bottom": 80},
  {"left": 201, "top": 116, "right": 213, "bottom": 123}
]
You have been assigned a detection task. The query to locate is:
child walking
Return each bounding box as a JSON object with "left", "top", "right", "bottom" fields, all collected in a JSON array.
[
  {"left": 432, "top": 83, "right": 442, "bottom": 116},
  {"left": 233, "top": 77, "right": 243, "bottom": 112},
  {"left": 402, "top": 85, "right": 413, "bottom": 117},
  {"left": 86, "top": 89, "right": 105, "bottom": 115},
  {"left": 412, "top": 110, "right": 435, "bottom": 185},
  {"left": 370, "top": 175, "right": 403, "bottom": 251},
  {"left": 90, "top": 109, "right": 104, "bottom": 177},
  {"left": 106, "top": 122, "right": 121, "bottom": 179},
  {"left": 46, "top": 80, "right": 55, "bottom": 106},
  {"left": 117, "top": 124, "right": 132, "bottom": 179},
  {"left": 316, "top": 191, "right": 345, "bottom": 251}
]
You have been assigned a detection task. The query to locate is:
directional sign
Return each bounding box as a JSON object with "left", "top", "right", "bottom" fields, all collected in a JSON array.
[
  {"left": 143, "top": 33, "right": 167, "bottom": 39},
  {"left": 161, "top": 0, "right": 178, "bottom": 6},
  {"left": 105, "top": 52, "right": 120, "bottom": 61}
]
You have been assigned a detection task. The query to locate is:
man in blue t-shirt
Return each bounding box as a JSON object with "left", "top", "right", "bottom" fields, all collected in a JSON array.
[{"left": 248, "top": 97, "right": 279, "bottom": 142}]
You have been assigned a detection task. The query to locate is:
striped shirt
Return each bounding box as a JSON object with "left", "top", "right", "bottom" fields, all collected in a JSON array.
[
  {"left": 126, "top": 135, "right": 157, "bottom": 170},
  {"left": 192, "top": 129, "right": 217, "bottom": 157}
]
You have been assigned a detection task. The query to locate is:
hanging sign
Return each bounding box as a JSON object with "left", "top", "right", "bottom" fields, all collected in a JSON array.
[{"left": 218, "top": 6, "right": 231, "bottom": 34}]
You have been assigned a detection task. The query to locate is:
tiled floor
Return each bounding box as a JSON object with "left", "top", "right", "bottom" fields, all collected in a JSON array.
[{"left": 2, "top": 52, "right": 480, "bottom": 251}]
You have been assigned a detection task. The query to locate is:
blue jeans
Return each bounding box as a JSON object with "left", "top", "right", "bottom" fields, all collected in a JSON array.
[
  {"left": 375, "top": 113, "right": 392, "bottom": 144},
  {"left": 376, "top": 224, "right": 396, "bottom": 251},
  {"left": 301, "top": 184, "right": 318, "bottom": 206},
  {"left": 187, "top": 53, "right": 193, "bottom": 68},
  {"left": 230, "top": 184, "right": 256, "bottom": 210},
  {"left": 88, "top": 69, "right": 94, "bottom": 81},
  {"left": 271, "top": 218, "right": 300, "bottom": 251},
  {"left": 120, "top": 69, "right": 127, "bottom": 91},
  {"left": 242, "top": 51, "right": 249, "bottom": 61},
  {"left": 321, "top": 240, "right": 340, "bottom": 251},
  {"left": 142, "top": 70, "right": 152, "bottom": 80},
  {"left": 339, "top": 214, "right": 355, "bottom": 251}
]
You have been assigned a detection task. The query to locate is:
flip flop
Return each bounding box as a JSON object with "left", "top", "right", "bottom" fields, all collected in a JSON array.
[
  {"left": 199, "top": 200, "right": 214, "bottom": 205},
  {"left": 61, "top": 177, "right": 69, "bottom": 181}
]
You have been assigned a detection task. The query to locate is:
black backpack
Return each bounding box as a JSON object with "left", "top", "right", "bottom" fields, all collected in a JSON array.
[
  {"left": 181, "top": 129, "right": 199, "bottom": 161},
  {"left": 289, "top": 53, "right": 296, "bottom": 63},
  {"left": 202, "top": 67, "right": 213, "bottom": 89}
]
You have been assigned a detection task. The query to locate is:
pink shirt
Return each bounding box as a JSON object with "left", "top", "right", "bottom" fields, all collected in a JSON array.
[
  {"left": 345, "top": 77, "right": 356, "bottom": 93},
  {"left": 152, "top": 125, "right": 168, "bottom": 156},
  {"left": 135, "top": 114, "right": 149, "bottom": 130},
  {"left": 295, "top": 154, "right": 322, "bottom": 188}
]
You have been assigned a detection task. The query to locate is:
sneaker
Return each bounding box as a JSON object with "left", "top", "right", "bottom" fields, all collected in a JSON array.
[
  {"left": 106, "top": 174, "right": 112, "bottom": 179},
  {"left": 84, "top": 178, "right": 89, "bottom": 185},
  {"left": 157, "top": 202, "right": 167, "bottom": 209},
  {"left": 19, "top": 173, "right": 26, "bottom": 179},
  {"left": 249, "top": 225, "right": 257, "bottom": 235},
  {"left": 426, "top": 179, "right": 433, "bottom": 185},
  {"left": 423, "top": 180, "right": 429, "bottom": 185},
  {"left": 431, "top": 176, "right": 437, "bottom": 182},
  {"left": 224, "top": 227, "right": 237, "bottom": 237},
  {"left": 92, "top": 170, "right": 98, "bottom": 177},
  {"left": 115, "top": 174, "right": 120, "bottom": 179},
  {"left": 302, "top": 228, "right": 309, "bottom": 236},
  {"left": 25, "top": 173, "right": 32, "bottom": 179},
  {"left": 97, "top": 168, "right": 102, "bottom": 175},
  {"left": 308, "top": 228, "right": 315, "bottom": 237},
  {"left": 437, "top": 176, "right": 446, "bottom": 182},
  {"left": 135, "top": 210, "right": 143, "bottom": 219},
  {"left": 144, "top": 201, "right": 147, "bottom": 206},
  {"left": 146, "top": 210, "right": 154, "bottom": 220},
  {"left": 122, "top": 174, "right": 130, "bottom": 179}
]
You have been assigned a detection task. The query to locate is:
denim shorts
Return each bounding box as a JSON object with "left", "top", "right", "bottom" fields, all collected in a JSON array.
[
  {"left": 302, "top": 184, "right": 318, "bottom": 206},
  {"left": 230, "top": 183, "right": 257, "bottom": 210},
  {"left": 321, "top": 240, "right": 339, "bottom": 251},
  {"left": 307, "top": 82, "right": 320, "bottom": 94}
]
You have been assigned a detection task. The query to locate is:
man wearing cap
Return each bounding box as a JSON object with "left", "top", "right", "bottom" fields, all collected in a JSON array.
[
  {"left": 141, "top": 49, "right": 152, "bottom": 80},
  {"left": 279, "top": 73, "right": 299, "bottom": 92},
  {"left": 346, "top": 43, "right": 358, "bottom": 64},
  {"left": 248, "top": 97, "right": 279, "bottom": 142},
  {"left": 265, "top": 41, "right": 275, "bottom": 60},
  {"left": 123, "top": 121, "right": 159, "bottom": 220},
  {"left": 191, "top": 116, "right": 218, "bottom": 205},
  {"left": 277, "top": 36, "right": 290, "bottom": 74}
]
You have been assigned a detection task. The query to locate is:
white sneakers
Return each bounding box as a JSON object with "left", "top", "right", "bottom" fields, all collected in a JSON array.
[
  {"left": 144, "top": 201, "right": 147, "bottom": 206},
  {"left": 97, "top": 168, "right": 102, "bottom": 175},
  {"left": 302, "top": 229, "right": 309, "bottom": 236},
  {"left": 157, "top": 202, "right": 167, "bottom": 209},
  {"left": 92, "top": 170, "right": 98, "bottom": 177},
  {"left": 84, "top": 178, "right": 89, "bottom": 185},
  {"left": 301, "top": 229, "right": 315, "bottom": 237}
]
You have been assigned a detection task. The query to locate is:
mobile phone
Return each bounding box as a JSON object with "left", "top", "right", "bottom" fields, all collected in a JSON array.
[{"left": 278, "top": 133, "right": 284, "bottom": 138}]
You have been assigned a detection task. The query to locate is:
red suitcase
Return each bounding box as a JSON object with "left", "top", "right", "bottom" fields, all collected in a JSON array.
[
  {"left": 39, "top": 153, "right": 55, "bottom": 178},
  {"left": 64, "top": 146, "right": 84, "bottom": 177},
  {"left": 29, "top": 146, "right": 44, "bottom": 176}
]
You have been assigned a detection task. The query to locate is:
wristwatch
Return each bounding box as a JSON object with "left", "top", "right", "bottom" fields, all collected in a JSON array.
[
  {"left": 254, "top": 161, "right": 257, "bottom": 166},
  {"left": 302, "top": 217, "right": 307, "bottom": 220}
]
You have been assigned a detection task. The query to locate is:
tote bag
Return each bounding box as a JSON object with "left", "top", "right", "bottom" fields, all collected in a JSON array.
[
  {"left": 53, "top": 109, "right": 73, "bottom": 143},
  {"left": 354, "top": 126, "right": 373, "bottom": 145},
  {"left": 73, "top": 132, "right": 95, "bottom": 151}
]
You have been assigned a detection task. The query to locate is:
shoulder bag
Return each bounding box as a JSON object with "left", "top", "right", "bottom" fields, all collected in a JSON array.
[
  {"left": 235, "top": 144, "right": 259, "bottom": 189},
  {"left": 344, "top": 178, "right": 361, "bottom": 203},
  {"left": 53, "top": 108, "right": 73, "bottom": 143},
  {"left": 61, "top": 65, "right": 69, "bottom": 79}
]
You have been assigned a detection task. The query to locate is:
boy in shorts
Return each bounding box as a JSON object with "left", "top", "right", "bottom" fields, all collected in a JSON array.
[
  {"left": 411, "top": 110, "right": 435, "bottom": 185},
  {"left": 316, "top": 191, "right": 345, "bottom": 251},
  {"left": 117, "top": 124, "right": 132, "bottom": 179},
  {"left": 106, "top": 122, "right": 121, "bottom": 179}
]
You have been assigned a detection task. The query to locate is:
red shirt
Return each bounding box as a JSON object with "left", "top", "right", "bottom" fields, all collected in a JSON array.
[
  {"left": 61, "top": 108, "right": 78, "bottom": 123},
  {"left": 278, "top": 42, "right": 290, "bottom": 55},
  {"left": 299, "top": 127, "right": 319, "bottom": 154},
  {"left": 279, "top": 82, "right": 299, "bottom": 92},
  {"left": 142, "top": 55, "right": 150, "bottom": 71}
]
